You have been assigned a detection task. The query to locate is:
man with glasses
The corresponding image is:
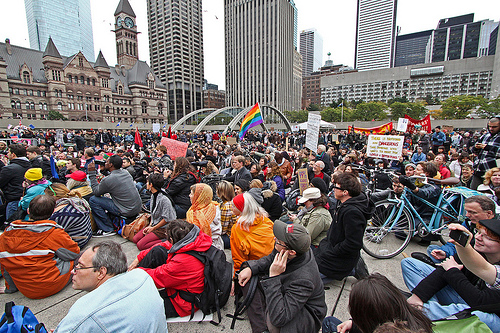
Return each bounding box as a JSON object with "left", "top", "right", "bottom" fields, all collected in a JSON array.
[
  {"left": 224, "top": 155, "right": 252, "bottom": 183},
  {"left": 0, "top": 195, "right": 79, "bottom": 298},
  {"left": 54, "top": 241, "right": 167, "bottom": 333},
  {"left": 314, "top": 173, "right": 374, "bottom": 281},
  {"left": 308, "top": 160, "right": 331, "bottom": 189}
]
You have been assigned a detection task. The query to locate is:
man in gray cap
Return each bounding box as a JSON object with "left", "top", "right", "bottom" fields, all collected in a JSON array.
[{"left": 237, "top": 220, "right": 327, "bottom": 333}]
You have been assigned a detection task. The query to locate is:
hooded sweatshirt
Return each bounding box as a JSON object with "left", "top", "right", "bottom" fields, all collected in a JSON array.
[{"left": 314, "top": 192, "right": 375, "bottom": 279}]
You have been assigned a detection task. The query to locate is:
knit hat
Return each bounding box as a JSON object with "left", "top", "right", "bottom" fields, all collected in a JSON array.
[
  {"left": 66, "top": 170, "right": 87, "bottom": 182},
  {"left": 310, "top": 177, "right": 328, "bottom": 194},
  {"left": 234, "top": 179, "right": 250, "bottom": 192},
  {"left": 233, "top": 193, "right": 245, "bottom": 212},
  {"left": 273, "top": 220, "right": 311, "bottom": 255},
  {"left": 25, "top": 168, "right": 43, "bottom": 181}
]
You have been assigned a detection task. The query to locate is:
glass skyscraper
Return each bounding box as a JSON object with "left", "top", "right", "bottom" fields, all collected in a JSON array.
[{"left": 25, "top": 0, "right": 95, "bottom": 61}]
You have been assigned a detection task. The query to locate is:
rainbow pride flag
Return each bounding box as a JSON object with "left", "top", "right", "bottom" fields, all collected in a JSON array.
[{"left": 239, "top": 103, "right": 263, "bottom": 139}]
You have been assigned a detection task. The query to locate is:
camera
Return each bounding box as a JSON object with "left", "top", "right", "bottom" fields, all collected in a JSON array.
[
  {"left": 449, "top": 229, "right": 470, "bottom": 247},
  {"left": 94, "top": 159, "right": 106, "bottom": 166}
]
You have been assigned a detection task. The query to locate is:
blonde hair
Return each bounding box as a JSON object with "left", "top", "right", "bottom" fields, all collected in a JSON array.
[
  {"left": 249, "top": 179, "right": 263, "bottom": 189},
  {"left": 216, "top": 180, "right": 235, "bottom": 202},
  {"left": 66, "top": 178, "right": 90, "bottom": 191},
  {"left": 484, "top": 167, "right": 500, "bottom": 185},
  {"left": 44, "top": 182, "right": 82, "bottom": 200},
  {"left": 235, "top": 193, "right": 268, "bottom": 231}
]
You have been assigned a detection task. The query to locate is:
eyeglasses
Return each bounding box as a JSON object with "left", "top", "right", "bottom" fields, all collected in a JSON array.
[
  {"left": 72, "top": 263, "right": 97, "bottom": 272},
  {"left": 274, "top": 238, "right": 289, "bottom": 249},
  {"left": 331, "top": 185, "right": 346, "bottom": 191}
]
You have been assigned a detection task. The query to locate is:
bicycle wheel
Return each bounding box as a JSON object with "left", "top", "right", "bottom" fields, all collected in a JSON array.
[{"left": 363, "top": 200, "right": 415, "bottom": 259}]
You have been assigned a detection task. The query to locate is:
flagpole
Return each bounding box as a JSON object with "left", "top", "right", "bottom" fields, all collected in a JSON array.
[{"left": 341, "top": 102, "right": 344, "bottom": 123}]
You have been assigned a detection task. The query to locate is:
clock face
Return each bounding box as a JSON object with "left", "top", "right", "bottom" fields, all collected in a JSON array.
[
  {"left": 116, "top": 17, "right": 123, "bottom": 28},
  {"left": 125, "top": 17, "right": 134, "bottom": 28}
]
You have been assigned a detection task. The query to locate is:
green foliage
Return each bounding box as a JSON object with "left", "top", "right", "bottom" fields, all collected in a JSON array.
[
  {"left": 350, "top": 101, "right": 387, "bottom": 121},
  {"left": 307, "top": 103, "right": 322, "bottom": 111},
  {"left": 388, "top": 96, "right": 409, "bottom": 105},
  {"left": 349, "top": 99, "right": 364, "bottom": 108},
  {"left": 425, "top": 94, "right": 440, "bottom": 105},
  {"left": 48, "top": 110, "right": 66, "bottom": 120},
  {"left": 389, "top": 102, "right": 427, "bottom": 120},
  {"left": 477, "top": 97, "right": 500, "bottom": 118},
  {"left": 284, "top": 109, "right": 309, "bottom": 123},
  {"left": 441, "top": 95, "right": 487, "bottom": 119},
  {"left": 321, "top": 107, "right": 353, "bottom": 122},
  {"left": 330, "top": 98, "right": 347, "bottom": 109}
]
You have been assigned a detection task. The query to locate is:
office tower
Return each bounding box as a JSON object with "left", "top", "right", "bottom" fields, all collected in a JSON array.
[
  {"left": 225, "top": 0, "right": 301, "bottom": 111},
  {"left": 355, "top": 0, "right": 397, "bottom": 71},
  {"left": 394, "top": 30, "right": 432, "bottom": 67},
  {"left": 429, "top": 14, "right": 498, "bottom": 62},
  {"left": 147, "top": 0, "right": 204, "bottom": 123},
  {"left": 114, "top": 0, "right": 138, "bottom": 70},
  {"left": 24, "top": 0, "right": 95, "bottom": 61},
  {"left": 300, "top": 29, "right": 323, "bottom": 77}
]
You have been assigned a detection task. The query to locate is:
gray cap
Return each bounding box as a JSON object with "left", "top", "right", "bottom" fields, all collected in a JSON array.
[{"left": 273, "top": 220, "right": 311, "bottom": 254}]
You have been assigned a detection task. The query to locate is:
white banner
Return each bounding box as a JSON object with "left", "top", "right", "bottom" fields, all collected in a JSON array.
[
  {"left": 397, "top": 118, "right": 409, "bottom": 132},
  {"left": 152, "top": 123, "right": 160, "bottom": 133},
  {"left": 305, "top": 113, "right": 321, "bottom": 152},
  {"left": 367, "top": 135, "right": 405, "bottom": 160}
]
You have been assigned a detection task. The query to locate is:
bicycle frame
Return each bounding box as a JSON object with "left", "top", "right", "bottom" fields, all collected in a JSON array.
[{"left": 382, "top": 187, "right": 461, "bottom": 236}]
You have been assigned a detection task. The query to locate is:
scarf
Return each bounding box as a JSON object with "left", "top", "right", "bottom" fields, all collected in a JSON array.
[{"left": 186, "top": 183, "right": 218, "bottom": 237}]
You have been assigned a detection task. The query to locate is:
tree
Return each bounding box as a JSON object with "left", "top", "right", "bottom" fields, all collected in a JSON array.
[
  {"left": 48, "top": 110, "right": 66, "bottom": 120},
  {"left": 390, "top": 102, "right": 428, "bottom": 120},
  {"left": 441, "top": 95, "right": 486, "bottom": 119},
  {"left": 307, "top": 103, "right": 322, "bottom": 111},
  {"left": 351, "top": 101, "right": 387, "bottom": 121},
  {"left": 477, "top": 97, "right": 500, "bottom": 118},
  {"left": 428, "top": 108, "right": 444, "bottom": 119},
  {"left": 284, "top": 109, "right": 309, "bottom": 123},
  {"left": 388, "top": 96, "right": 409, "bottom": 105},
  {"left": 321, "top": 107, "right": 353, "bottom": 122},
  {"left": 389, "top": 102, "right": 408, "bottom": 120},
  {"left": 425, "top": 94, "right": 440, "bottom": 105}
]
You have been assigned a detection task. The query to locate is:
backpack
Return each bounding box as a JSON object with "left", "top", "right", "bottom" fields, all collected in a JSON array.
[
  {"left": 174, "top": 246, "right": 232, "bottom": 325},
  {"left": 0, "top": 302, "right": 47, "bottom": 333}
]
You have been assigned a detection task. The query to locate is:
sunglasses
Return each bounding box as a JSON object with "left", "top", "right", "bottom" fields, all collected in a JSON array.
[{"left": 331, "top": 185, "right": 346, "bottom": 191}]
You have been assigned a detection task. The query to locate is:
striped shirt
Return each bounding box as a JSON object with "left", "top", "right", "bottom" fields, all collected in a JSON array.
[{"left": 51, "top": 203, "right": 92, "bottom": 248}]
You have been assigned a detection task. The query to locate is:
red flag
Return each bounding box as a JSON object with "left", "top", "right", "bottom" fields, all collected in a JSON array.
[
  {"left": 134, "top": 128, "right": 143, "bottom": 147},
  {"left": 167, "top": 126, "right": 172, "bottom": 138}
]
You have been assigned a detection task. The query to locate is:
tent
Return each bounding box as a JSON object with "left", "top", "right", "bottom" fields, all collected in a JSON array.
[{"left": 294, "top": 120, "right": 336, "bottom": 130}]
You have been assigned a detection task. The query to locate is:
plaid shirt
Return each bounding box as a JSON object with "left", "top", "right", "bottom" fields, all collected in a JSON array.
[
  {"left": 221, "top": 201, "right": 237, "bottom": 236},
  {"left": 473, "top": 132, "right": 500, "bottom": 173}
]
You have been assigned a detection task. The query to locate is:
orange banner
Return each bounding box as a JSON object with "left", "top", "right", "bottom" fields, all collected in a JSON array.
[{"left": 348, "top": 122, "right": 393, "bottom": 135}]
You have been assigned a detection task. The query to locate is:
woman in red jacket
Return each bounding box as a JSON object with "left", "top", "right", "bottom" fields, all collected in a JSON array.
[{"left": 128, "top": 219, "right": 212, "bottom": 318}]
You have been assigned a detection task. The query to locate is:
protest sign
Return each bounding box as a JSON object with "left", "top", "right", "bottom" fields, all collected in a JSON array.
[
  {"left": 366, "top": 135, "right": 405, "bottom": 160},
  {"left": 397, "top": 118, "right": 409, "bottom": 132},
  {"left": 152, "top": 123, "right": 160, "bottom": 133},
  {"left": 227, "top": 137, "right": 237, "bottom": 145},
  {"left": 404, "top": 115, "right": 432, "bottom": 133},
  {"left": 348, "top": 122, "right": 393, "bottom": 135},
  {"left": 160, "top": 137, "right": 188, "bottom": 160},
  {"left": 297, "top": 168, "right": 309, "bottom": 195},
  {"left": 305, "top": 113, "right": 321, "bottom": 152}
]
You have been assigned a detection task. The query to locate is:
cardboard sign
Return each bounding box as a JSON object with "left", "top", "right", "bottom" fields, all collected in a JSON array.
[
  {"left": 297, "top": 168, "right": 309, "bottom": 195},
  {"left": 397, "top": 118, "right": 409, "bottom": 132},
  {"left": 305, "top": 113, "right": 321, "bottom": 152},
  {"left": 227, "top": 137, "right": 237, "bottom": 145},
  {"left": 366, "top": 135, "right": 405, "bottom": 160},
  {"left": 160, "top": 137, "right": 188, "bottom": 160},
  {"left": 292, "top": 125, "right": 300, "bottom": 132}
]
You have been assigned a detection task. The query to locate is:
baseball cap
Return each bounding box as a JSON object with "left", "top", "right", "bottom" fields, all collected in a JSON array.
[
  {"left": 66, "top": 170, "right": 87, "bottom": 182},
  {"left": 298, "top": 187, "right": 321, "bottom": 204},
  {"left": 273, "top": 220, "right": 311, "bottom": 255}
]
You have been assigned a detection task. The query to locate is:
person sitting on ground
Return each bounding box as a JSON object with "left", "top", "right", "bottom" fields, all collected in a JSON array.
[
  {"left": 26, "top": 145, "right": 52, "bottom": 178},
  {"left": 122, "top": 157, "right": 136, "bottom": 178},
  {"left": 261, "top": 180, "right": 283, "bottom": 222},
  {"left": 405, "top": 163, "right": 416, "bottom": 177},
  {"left": 65, "top": 170, "right": 92, "bottom": 201},
  {"left": 266, "top": 161, "right": 285, "bottom": 201},
  {"left": 459, "top": 164, "right": 474, "bottom": 188},
  {"left": 18, "top": 167, "right": 52, "bottom": 218},
  {"left": 314, "top": 173, "right": 374, "bottom": 282},
  {"left": 128, "top": 220, "right": 211, "bottom": 319},
  {"left": 44, "top": 183, "right": 93, "bottom": 249},
  {"left": 234, "top": 178, "right": 250, "bottom": 196},
  {"left": 225, "top": 155, "right": 253, "bottom": 183},
  {"left": 163, "top": 156, "right": 198, "bottom": 219},
  {"left": 308, "top": 160, "right": 331, "bottom": 189},
  {"left": 411, "top": 146, "right": 427, "bottom": 164},
  {"left": 217, "top": 180, "right": 237, "bottom": 249},
  {"left": 275, "top": 152, "right": 293, "bottom": 186},
  {"left": 248, "top": 179, "right": 264, "bottom": 205},
  {"left": 186, "top": 183, "right": 223, "bottom": 250},
  {"left": 230, "top": 193, "right": 275, "bottom": 333},
  {"left": 322, "top": 273, "right": 433, "bottom": 333},
  {"left": 289, "top": 187, "right": 332, "bottom": 247},
  {"left": 238, "top": 220, "right": 327, "bottom": 333},
  {"left": 54, "top": 241, "right": 167, "bottom": 332},
  {"left": 477, "top": 167, "right": 500, "bottom": 205},
  {"left": 0, "top": 195, "right": 79, "bottom": 298},
  {"left": 401, "top": 218, "right": 500, "bottom": 332},
  {"left": 88, "top": 155, "right": 142, "bottom": 237},
  {"left": 433, "top": 154, "right": 450, "bottom": 179},
  {"left": 133, "top": 174, "right": 176, "bottom": 251}
]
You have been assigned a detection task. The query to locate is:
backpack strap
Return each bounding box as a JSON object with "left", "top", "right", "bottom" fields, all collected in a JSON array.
[
  {"left": 228, "top": 275, "right": 259, "bottom": 329},
  {"left": 2, "top": 301, "right": 15, "bottom": 325}
]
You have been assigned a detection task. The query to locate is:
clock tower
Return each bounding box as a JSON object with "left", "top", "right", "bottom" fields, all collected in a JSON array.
[{"left": 114, "top": 0, "right": 138, "bottom": 70}]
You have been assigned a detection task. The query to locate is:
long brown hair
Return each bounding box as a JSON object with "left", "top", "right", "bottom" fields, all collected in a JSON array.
[
  {"left": 266, "top": 161, "right": 282, "bottom": 179},
  {"left": 171, "top": 157, "right": 192, "bottom": 179},
  {"left": 349, "top": 273, "right": 433, "bottom": 333}
]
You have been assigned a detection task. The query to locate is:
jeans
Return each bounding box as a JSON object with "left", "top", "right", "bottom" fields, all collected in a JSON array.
[
  {"left": 173, "top": 204, "right": 186, "bottom": 219},
  {"left": 89, "top": 196, "right": 122, "bottom": 232},
  {"left": 426, "top": 244, "right": 443, "bottom": 263},
  {"left": 401, "top": 258, "right": 500, "bottom": 332},
  {"left": 322, "top": 317, "right": 342, "bottom": 333},
  {"left": 6, "top": 201, "right": 19, "bottom": 220},
  {"left": 222, "top": 234, "right": 231, "bottom": 249}
]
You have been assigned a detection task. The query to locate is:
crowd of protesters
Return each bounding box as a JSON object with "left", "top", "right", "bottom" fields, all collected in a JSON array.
[{"left": 1, "top": 117, "right": 500, "bottom": 332}]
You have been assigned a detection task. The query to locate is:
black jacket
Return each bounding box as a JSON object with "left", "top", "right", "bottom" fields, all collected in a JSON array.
[
  {"left": 247, "top": 249, "right": 327, "bottom": 333},
  {"left": 30, "top": 155, "right": 52, "bottom": 179},
  {"left": 74, "top": 135, "right": 86, "bottom": 151},
  {"left": 314, "top": 192, "right": 374, "bottom": 279},
  {"left": 261, "top": 189, "right": 283, "bottom": 222},
  {"left": 225, "top": 167, "right": 252, "bottom": 183},
  {"left": 0, "top": 158, "right": 31, "bottom": 202},
  {"left": 165, "top": 172, "right": 197, "bottom": 212}
]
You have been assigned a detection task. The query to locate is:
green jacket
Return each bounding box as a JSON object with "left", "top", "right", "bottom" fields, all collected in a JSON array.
[{"left": 299, "top": 206, "right": 332, "bottom": 247}]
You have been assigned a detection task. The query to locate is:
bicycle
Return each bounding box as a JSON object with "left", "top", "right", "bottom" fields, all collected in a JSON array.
[{"left": 363, "top": 176, "right": 463, "bottom": 259}]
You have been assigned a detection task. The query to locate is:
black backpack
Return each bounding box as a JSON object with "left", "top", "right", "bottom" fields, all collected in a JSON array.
[{"left": 175, "top": 246, "right": 232, "bottom": 325}]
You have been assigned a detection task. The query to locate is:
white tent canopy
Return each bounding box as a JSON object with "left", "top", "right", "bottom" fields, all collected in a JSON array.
[{"left": 294, "top": 120, "right": 336, "bottom": 130}]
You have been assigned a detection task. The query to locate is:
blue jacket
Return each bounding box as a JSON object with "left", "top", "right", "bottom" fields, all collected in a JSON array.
[
  {"left": 54, "top": 269, "right": 167, "bottom": 333},
  {"left": 411, "top": 152, "right": 427, "bottom": 164},
  {"left": 431, "top": 131, "right": 446, "bottom": 146},
  {"left": 19, "top": 181, "right": 51, "bottom": 211}
]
